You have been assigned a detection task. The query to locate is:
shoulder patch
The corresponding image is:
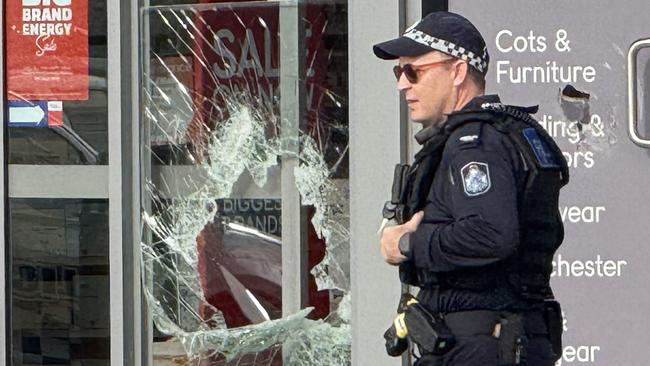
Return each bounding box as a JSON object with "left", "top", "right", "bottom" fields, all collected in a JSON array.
[
  {"left": 461, "top": 162, "right": 491, "bottom": 196},
  {"left": 522, "top": 128, "right": 560, "bottom": 168}
]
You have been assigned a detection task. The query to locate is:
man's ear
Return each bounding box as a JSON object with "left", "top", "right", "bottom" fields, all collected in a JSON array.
[{"left": 452, "top": 61, "right": 469, "bottom": 87}]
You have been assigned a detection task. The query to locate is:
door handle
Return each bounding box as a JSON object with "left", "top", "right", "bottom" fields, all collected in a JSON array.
[{"left": 627, "top": 38, "right": 650, "bottom": 148}]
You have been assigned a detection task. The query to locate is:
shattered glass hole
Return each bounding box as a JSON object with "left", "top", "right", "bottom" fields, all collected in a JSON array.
[{"left": 142, "top": 2, "right": 350, "bottom": 365}]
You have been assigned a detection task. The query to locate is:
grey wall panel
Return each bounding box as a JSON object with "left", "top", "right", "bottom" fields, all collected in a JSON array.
[
  {"left": 448, "top": 2, "right": 650, "bottom": 365},
  {"left": 349, "top": 1, "right": 403, "bottom": 365}
]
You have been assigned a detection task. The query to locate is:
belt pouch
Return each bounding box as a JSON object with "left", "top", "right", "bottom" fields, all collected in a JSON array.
[
  {"left": 497, "top": 312, "right": 526, "bottom": 365},
  {"left": 543, "top": 300, "right": 563, "bottom": 360},
  {"left": 404, "top": 303, "right": 456, "bottom": 355}
]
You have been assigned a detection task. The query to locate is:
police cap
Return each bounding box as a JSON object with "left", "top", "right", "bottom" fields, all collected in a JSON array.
[{"left": 373, "top": 11, "right": 489, "bottom": 75}]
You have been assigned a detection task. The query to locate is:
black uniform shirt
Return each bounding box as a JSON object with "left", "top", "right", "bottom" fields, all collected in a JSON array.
[{"left": 406, "top": 94, "right": 529, "bottom": 313}]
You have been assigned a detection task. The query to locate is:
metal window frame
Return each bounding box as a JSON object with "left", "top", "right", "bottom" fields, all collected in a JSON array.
[
  {"left": 139, "top": 2, "right": 154, "bottom": 364},
  {"left": 8, "top": 166, "right": 108, "bottom": 198},
  {"left": 0, "top": 4, "right": 119, "bottom": 366},
  {"left": 108, "top": 0, "right": 143, "bottom": 365},
  {"left": 1, "top": 1, "right": 6, "bottom": 364},
  {"left": 137, "top": 1, "right": 309, "bottom": 361},
  {"left": 279, "top": 0, "right": 309, "bottom": 318},
  {"left": 1, "top": 1, "right": 141, "bottom": 365},
  {"left": 107, "top": 0, "right": 125, "bottom": 364},
  {"left": 134, "top": 1, "right": 149, "bottom": 365}
]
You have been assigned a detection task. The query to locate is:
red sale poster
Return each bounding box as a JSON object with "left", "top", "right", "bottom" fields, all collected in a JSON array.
[
  {"left": 6, "top": 0, "right": 89, "bottom": 101},
  {"left": 185, "top": 1, "right": 330, "bottom": 151}
]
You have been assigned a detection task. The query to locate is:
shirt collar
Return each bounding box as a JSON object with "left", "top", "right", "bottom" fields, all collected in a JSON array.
[
  {"left": 460, "top": 94, "right": 501, "bottom": 111},
  {"left": 414, "top": 95, "right": 501, "bottom": 145},
  {"left": 414, "top": 124, "right": 442, "bottom": 145}
]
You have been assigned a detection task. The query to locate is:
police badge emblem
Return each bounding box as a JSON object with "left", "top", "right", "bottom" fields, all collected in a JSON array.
[{"left": 461, "top": 162, "right": 490, "bottom": 196}]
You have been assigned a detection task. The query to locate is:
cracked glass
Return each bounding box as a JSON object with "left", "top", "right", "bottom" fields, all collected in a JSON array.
[{"left": 140, "top": 1, "right": 350, "bottom": 365}]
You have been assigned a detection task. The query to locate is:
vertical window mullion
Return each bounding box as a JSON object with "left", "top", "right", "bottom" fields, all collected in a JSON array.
[
  {"left": 0, "top": 0, "right": 8, "bottom": 363},
  {"left": 280, "top": 0, "right": 308, "bottom": 318},
  {"left": 107, "top": 0, "right": 125, "bottom": 365}
]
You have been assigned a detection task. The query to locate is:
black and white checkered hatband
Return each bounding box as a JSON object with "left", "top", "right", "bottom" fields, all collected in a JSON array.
[{"left": 403, "top": 29, "right": 488, "bottom": 74}]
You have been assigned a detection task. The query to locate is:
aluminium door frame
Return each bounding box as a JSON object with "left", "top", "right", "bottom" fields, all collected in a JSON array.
[
  {"left": 108, "top": 0, "right": 144, "bottom": 365},
  {"left": 1, "top": 1, "right": 7, "bottom": 364},
  {"left": 136, "top": 1, "right": 309, "bottom": 363},
  {"left": 0, "top": 0, "right": 141, "bottom": 365}
]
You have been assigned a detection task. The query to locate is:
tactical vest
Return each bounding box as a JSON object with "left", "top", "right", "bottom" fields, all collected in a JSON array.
[{"left": 398, "top": 103, "right": 569, "bottom": 301}]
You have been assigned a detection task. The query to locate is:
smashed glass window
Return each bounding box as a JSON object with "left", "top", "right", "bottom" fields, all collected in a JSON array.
[{"left": 140, "top": 1, "right": 350, "bottom": 364}]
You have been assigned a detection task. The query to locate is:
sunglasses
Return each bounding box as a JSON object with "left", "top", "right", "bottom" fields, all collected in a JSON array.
[{"left": 393, "top": 59, "right": 455, "bottom": 83}]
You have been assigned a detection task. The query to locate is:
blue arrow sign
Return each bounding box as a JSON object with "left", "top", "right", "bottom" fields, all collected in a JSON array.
[{"left": 8, "top": 100, "right": 49, "bottom": 128}]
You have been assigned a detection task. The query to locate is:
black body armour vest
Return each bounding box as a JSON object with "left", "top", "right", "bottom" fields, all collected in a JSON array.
[{"left": 399, "top": 103, "right": 569, "bottom": 301}]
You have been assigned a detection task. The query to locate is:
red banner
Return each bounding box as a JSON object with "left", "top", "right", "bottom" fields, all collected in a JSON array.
[{"left": 6, "top": 0, "right": 89, "bottom": 101}]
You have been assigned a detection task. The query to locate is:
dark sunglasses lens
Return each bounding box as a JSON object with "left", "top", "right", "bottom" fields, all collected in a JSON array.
[
  {"left": 393, "top": 64, "right": 418, "bottom": 83},
  {"left": 393, "top": 65, "right": 402, "bottom": 81},
  {"left": 403, "top": 65, "right": 418, "bottom": 83}
]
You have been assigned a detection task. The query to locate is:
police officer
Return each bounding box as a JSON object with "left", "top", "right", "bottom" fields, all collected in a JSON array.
[{"left": 375, "top": 12, "right": 567, "bottom": 366}]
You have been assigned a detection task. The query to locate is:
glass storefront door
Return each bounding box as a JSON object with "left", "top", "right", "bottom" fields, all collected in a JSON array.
[
  {"left": 10, "top": 199, "right": 110, "bottom": 365},
  {"left": 140, "top": 1, "right": 351, "bottom": 364},
  {"left": 4, "top": 1, "right": 111, "bottom": 365},
  {"left": 3, "top": 0, "right": 359, "bottom": 364}
]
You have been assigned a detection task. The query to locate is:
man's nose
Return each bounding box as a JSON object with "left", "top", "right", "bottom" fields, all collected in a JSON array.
[{"left": 396, "top": 73, "right": 412, "bottom": 91}]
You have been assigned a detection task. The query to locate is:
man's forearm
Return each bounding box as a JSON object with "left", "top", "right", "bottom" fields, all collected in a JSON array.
[{"left": 409, "top": 217, "right": 518, "bottom": 272}]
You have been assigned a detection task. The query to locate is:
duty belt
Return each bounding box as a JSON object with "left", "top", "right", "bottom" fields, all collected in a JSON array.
[{"left": 442, "top": 310, "right": 548, "bottom": 337}]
